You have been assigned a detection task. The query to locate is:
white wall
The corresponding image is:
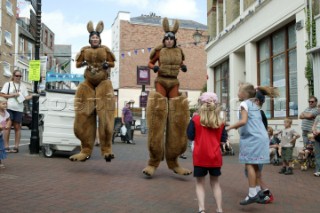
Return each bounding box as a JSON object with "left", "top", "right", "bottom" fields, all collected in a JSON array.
[{"left": 206, "top": 0, "right": 307, "bottom": 146}]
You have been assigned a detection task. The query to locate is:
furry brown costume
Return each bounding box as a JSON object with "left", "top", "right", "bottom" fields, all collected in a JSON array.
[
  {"left": 69, "top": 21, "right": 116, "bottom": 162},
  {"left": 142, "top": 18, "right": 191, "bottom": 177}
]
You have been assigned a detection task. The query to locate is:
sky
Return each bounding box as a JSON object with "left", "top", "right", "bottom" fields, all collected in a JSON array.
[{"left": 17, "top": 0, "right": 207, "bottom": 73}]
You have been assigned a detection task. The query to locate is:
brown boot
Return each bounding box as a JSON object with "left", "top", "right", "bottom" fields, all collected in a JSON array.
[
  {"left": 142, "top": 92, "right": 168, "bottom": 177},
  {"left": 165, "top": 94, "right": 192, "bottom": 176}
]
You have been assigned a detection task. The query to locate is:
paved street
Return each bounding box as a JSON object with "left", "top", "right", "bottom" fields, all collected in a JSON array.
[{"left": 0, "top": 131, "right": 319, "bottom": 213}]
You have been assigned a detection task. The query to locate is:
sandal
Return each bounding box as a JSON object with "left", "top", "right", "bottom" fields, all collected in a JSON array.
[
  {"left": 5, "top": 147, "right": 11, "bottom": 153},
  {"left": 198, "top": 210, "right": 206, "bottom": 213},
  {"left": 0, "top": 164, "right": 5, "bottom": 168},
  {"left": 11, "top": 147, "right": 19, "bottom": 153}
]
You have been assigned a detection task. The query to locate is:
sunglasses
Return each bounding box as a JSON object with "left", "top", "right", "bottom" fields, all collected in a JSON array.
[
  {"left": 15, "top": 75, "right": 22, "bottom": 77},
  {"left": 309, "top": 101, "right": 315, "bottom": 103}
]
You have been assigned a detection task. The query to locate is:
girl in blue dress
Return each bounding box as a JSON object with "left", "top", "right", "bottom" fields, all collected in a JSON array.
[{"left": 226, "top": 83, "right": 278, "bottom": 205}]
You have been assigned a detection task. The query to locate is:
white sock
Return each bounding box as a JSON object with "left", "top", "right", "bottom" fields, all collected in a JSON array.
[
  {"left": 249, "top": 187, "right": 257, "bottom": 197},
  {"left": 256, "top": 185, "right": 261, "bottom": 192}
]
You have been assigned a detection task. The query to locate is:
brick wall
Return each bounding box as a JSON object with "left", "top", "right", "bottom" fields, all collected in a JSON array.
[
  {"left": 119, "top": 20, "right": 207, "bottom": 91},
  {"left": 0, "top": 0, "right": 17, "bottom": 87}
]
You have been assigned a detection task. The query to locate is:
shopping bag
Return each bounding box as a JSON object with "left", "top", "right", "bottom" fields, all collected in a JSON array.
[{"left": 121, "top": 125, "right": 127, "bottom": 136}]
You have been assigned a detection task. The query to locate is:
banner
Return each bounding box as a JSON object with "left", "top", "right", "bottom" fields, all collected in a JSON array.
[
  {"left": 28, "top": 60, "right": 41, "bottom": 81},
  {"left": 46, "top": 72, "right": 84, "bottom": 82}
]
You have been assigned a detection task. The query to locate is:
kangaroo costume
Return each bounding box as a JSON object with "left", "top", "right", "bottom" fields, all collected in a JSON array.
[
  {"left": 69, "top": 21, "right": 116, "bottom": 162},
  {"left": 143, "top": 18, "right": 191, "bottom": 177}
]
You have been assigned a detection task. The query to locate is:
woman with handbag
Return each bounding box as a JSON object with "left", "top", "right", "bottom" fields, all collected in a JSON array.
[{"left": 0, "top": 70, "right": 33, "bottom": 153}]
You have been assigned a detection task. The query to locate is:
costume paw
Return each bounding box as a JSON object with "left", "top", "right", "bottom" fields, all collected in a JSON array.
[
  {"left": 103, "top": 153, "right": 115, "bottom": 162},
  {"left": 69, "top": 153, "right": 90, "bottom": 161},
  {"left": 173, "top": 167, "right": 192, "bottom": 175},
  {"left": 142, "top": 166, "right": 156, "bottom": 177}
]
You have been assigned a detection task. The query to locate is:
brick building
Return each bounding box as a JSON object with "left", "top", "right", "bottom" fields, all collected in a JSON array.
[
  {"left": 111, "top": 12, "right": 208, "bottom": 117},
  {"left": 0, "top": 0, "right": 17, "bottom": 87}
]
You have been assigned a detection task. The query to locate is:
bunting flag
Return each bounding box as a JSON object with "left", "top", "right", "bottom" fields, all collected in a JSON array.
[
  {"left": 147, "top": 47, "right": 152, "bottom": 52},
  {"left": 141, "top": 49, "right": 145, "bottom": 54},
  {"left": 134, "top": 49, "right": 138, "bottom": 55},
  {"left": 121, "top": 53, "right": 125, "bottom": 58},
  {"left": 127, "top": 52, "right": 131, "bottom": 57}
]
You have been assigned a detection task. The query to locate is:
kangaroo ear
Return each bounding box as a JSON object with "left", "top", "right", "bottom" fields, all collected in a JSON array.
[
  {"left": 87, "top": 21, "right": 94, "bottom": 33},
  {"left": 95, "top": 21, "right": 104, "bottom": 34},
  {"left": 162, "top": 17, "right": 170, "bottom": 32},
  {"left": 171, "top": 20, "right": 179, "bottom": 33}
]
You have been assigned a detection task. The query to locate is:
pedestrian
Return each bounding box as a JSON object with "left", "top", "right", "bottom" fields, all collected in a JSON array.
[
  {"left": 0, "top": 70, "right": 33, "bottom": 153},
  {"left": 251, "top": 87, "right": 278, "bottom": 204},
  {"left": 312, "top": 111, "right": 320, "bottom": 177},
  {"left": 187, "top": 92, "right": 227, "bottom": 213},
  {"left": 299, "top": 96, "right": 319, "bottom": 147},
  {"left": 278, "top": 118, "right": 300, "bottom": 175},
  {"left": 122, "top": 102, "right": 134, "bottom": 144},
  {"left": 226, "top": 82, "right": 278, "bottom": 205},
  {"left": 0, "top": 97, "right": 11, "bottom": 168}
]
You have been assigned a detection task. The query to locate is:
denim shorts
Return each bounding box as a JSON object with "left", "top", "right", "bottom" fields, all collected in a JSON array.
[
  {"left": 194, "top": 166, "right": 221, "bottom": 177},
  {"left": 7, "top": 109, "right": 23, "bottom": 123}
]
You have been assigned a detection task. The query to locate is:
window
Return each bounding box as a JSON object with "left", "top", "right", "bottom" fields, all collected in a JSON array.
[
  {"left": 50, "top": 34, "right": 53, "bottom": 49},
  {"left": 257, "top": 23, "right": 297, "bottom": 118},
  {"left": 27, "top": 41, "right": 33, "bottom": 60},
  {"left": 44, "top": 30, "right": 48, "bottom": 45},
  {"left": 214, "top": 60, "right": 230, "bottom": 121},
  {"left": 2, "top": 61, "right": 12, "bottom": 77},
  {"left": 4, "top": 30, "right": 13, "bottom": 46},
  {"left": 19, "top": 37, "right": 24, "bottom": 55},
  {"left": 6, "top": 0, "right": 13, "bottom": 16},
  {"left": 21, "top": 68, "right": 31, "bottom": 83}
]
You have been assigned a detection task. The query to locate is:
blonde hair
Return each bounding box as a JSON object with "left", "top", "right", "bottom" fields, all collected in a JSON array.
[
  {"left": 199, "top": 102, "right": 222, "bottom": 128},
  {"left": 284, "top": 117, "right": 292, "bottom": 125},
  {"left": 0, "top": 97, "right": 8, "bottom": 103},
  {"left": 267, "top": 126, "right": 274, "bottom": 135}
]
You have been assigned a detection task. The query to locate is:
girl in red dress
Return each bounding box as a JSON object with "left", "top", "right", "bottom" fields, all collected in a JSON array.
[{"left": 187, "top": 92, "right": 227, "bottom": 213}]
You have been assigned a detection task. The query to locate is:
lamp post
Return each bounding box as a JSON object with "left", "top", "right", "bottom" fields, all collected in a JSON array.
[
  {"left": 192, "top": 29, "right": 210, "bottom": 45},
  {"left": 29, "top": 0, "right": 42, "bottom": 154}
]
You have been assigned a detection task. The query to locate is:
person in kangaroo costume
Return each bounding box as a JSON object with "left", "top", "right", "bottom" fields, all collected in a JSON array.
[
  {"left": 142, "top": 17, "right": 191, "bottom": 177},
  {"left": 69, "top": 20, "right": 116, "bottom": 162}
]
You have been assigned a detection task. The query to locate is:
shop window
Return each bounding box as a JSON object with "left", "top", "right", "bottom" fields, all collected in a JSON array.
[{"left": 257, "top": 23, "right": 298, "bottom": 118}]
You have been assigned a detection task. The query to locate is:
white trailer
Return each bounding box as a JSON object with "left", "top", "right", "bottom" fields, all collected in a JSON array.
[{"left": 40, "top": 89, "right": 80, "bottom": 157}]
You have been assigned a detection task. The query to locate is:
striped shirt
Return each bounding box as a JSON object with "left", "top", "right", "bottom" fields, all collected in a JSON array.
[{"left": 301, "top": 107, "right": 319, "bottom": 131}]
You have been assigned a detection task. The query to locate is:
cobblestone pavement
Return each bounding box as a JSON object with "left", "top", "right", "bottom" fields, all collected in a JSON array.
[{"left": 0, "top": 133, "right": 319, "bottom": 213}]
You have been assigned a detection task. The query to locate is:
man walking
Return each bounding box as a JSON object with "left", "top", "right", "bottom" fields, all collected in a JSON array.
[{"left": 122, "top": 102, "right": 134, "bottom": 144}]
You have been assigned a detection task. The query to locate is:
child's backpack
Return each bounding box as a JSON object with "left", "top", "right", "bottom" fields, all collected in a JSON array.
[{"left": 257, "top": 189, "right": 274, "bottom": 204}]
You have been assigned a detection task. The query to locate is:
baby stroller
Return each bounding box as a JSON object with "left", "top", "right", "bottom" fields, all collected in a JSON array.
[{"left": 221, "top": 139, "right": 235, "bottom": 156}]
